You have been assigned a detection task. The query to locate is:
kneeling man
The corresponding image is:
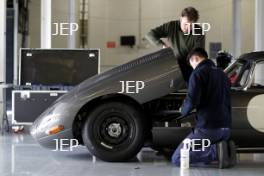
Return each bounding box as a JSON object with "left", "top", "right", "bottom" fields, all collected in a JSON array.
[{"left": 172, "top": 48, "right": 235, "bottom": 168}]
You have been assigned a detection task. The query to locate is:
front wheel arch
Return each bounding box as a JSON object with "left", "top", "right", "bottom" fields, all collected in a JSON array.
[{"left": 72, "top": 94, "right": 147, "bottom": 145}]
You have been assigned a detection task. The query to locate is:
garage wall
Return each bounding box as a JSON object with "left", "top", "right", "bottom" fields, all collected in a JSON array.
[
  {"left": 28, "top": 0, "right": 40, "bottom": 48},
  {"left": 51, "top": 0, "right": 70, "bottom": 48},
  {"left": 28, "top": 0, "right": 80, "bottom": 48},
  {"left": 52, "top": 0, "right": 80, "bottom": 48},
  {"left": 241, "top": 0, "right": 255, "bottom": 53},
  {"left": 87, "top": 0, "right": 254, "bottom": 72},
  {"left": 88, "top": 0, "right": 158, "bottom": 72},
  {"left": 26, "top": 0, "right": 255, "bottom": 72}
]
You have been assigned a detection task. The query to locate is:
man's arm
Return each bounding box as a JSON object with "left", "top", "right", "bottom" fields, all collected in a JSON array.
[
  {"left": 181, "top": 72, "right": 202, "bottom": 116},
  {"left": 145, "top": 22, "right": 171, "bottom": 47}
]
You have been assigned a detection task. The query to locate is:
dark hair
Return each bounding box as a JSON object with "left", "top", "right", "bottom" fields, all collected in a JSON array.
[
  {"left": 187, "top": 47, "right": 208, "bottom": 61},
  {"left": 181, "top": 7, "right": 199, "bottom": 22},
  {"left": 216, "top": 51, "right": 232, "bottom": 70}
]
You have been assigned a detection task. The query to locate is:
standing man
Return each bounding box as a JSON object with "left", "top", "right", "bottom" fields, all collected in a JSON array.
[
  {"left": 171, "top": 48, "right": 235, "bottom": 168},
  {"left": 146, "top": 7, "right": 205, "bottom": 82}
]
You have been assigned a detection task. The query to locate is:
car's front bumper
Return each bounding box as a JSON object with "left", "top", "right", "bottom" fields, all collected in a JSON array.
[
  {"left": 30, "top": 100, "right": 78, "bottom": 150},
  {"left": 35, "top": 128, "right": 74, "bottom": 149}
]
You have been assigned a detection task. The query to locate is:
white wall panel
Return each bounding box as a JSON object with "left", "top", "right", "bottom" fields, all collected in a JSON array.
[{"left": 26, "top": 0, "right": 255, "bottom": 72}]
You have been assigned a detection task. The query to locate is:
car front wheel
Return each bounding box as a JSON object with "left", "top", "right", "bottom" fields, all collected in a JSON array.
[{"left": 82, "top": 101, "right": 145, "bottom": 161}]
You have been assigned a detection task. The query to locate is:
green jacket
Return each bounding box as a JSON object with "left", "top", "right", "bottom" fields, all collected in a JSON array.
[
  {"left": 146, "top": 20, "right": 205, "bottom": 60},
  {"left": 146, "top": 20, "right": 205, "bottom": 82}
]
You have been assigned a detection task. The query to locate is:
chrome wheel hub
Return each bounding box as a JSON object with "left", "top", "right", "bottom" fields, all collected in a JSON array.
[{"left": 107, "top": 123, "right": 122, "bottom": 138}]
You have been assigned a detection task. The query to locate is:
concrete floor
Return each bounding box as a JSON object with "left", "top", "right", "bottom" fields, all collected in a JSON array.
[{"left": 1, "top": 133, "right": 264, "bottom": 176}]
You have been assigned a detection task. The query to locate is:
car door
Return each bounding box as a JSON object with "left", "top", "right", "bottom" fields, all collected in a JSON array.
[{"left": 227, "top": 59, "right": 264, "bottom": 149}]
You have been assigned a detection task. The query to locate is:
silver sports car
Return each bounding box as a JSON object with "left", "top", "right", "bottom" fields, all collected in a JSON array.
[{"left": 31, "top": 48, "right": 264, "bottom": 161}]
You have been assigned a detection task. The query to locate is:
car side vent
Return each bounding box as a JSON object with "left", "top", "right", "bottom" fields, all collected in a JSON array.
[{"left": 117, "top": 48, "right": 173, "bottom": 73}]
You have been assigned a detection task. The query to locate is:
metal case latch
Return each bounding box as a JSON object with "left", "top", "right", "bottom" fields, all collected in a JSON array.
[{"left": 20, "top": 91, "right": 30, "bottom": 100}]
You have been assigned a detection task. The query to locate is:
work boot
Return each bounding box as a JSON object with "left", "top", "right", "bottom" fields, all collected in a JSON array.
[
  {"left": 228, "top": 140, "right": 237, "bottom": 167},
  {"left": 217, "top": 141, "right": 230, "bottom": 169}
]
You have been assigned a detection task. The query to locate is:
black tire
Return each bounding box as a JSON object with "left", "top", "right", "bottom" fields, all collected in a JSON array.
[{"left": 82, "top": 101, "right": 145, "bottom": 161}]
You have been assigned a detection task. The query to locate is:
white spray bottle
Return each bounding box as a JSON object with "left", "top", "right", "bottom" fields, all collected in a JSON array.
[{"left": 180, "top": 138, "right": 191, "bottom": 169}]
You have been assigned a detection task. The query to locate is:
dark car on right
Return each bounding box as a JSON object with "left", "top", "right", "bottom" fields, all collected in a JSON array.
[{"left": 152, "top": 51, "right": 264, "bottom": 153}]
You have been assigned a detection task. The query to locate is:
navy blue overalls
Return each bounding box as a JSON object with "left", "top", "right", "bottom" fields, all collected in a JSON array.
[{"left": 171, "top": 59, "right": 231, "bottom": 165}]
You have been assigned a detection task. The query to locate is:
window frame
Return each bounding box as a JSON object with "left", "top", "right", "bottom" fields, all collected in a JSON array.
[
  {"left": 225, "top": 59, "right": 255, "bottom": 91},
  {"left": 247, "top": 59, "right": 264, "bottom": 90}
]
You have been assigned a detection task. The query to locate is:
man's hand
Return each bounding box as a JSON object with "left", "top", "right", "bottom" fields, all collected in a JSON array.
[
  {"left": 179, "top": 107, "right": 182, "bottom": 113},
  {"left": 160, "top": 38, "right": 171, "bottom": 48}
]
